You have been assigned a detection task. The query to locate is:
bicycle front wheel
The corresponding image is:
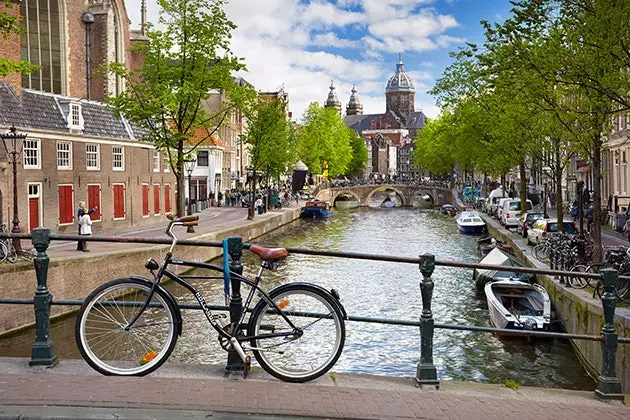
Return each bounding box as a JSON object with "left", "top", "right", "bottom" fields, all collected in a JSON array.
[
  {"left": 248, "top": 284, "right": 345, "bottom": 383},
  {"left": 533, "top": 244, "right": 548, "bottom": 262},
  {"left": 75, "top": 278, "right": 178, "bottom": 376},
  {"left": 0, "top": 241, "right": 8, "bottom": 263},
  {"left": 568, "top": 265, "right": 589, "bottom": 288}
]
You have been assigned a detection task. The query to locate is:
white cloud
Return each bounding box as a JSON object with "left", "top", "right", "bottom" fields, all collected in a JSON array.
[{"left": 124, "top": 0, "right": 456, "bottom": 120}]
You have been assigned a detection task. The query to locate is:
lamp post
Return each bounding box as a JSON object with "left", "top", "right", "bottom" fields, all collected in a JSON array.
[
  {"left": 245, "top": 165, "right": 255, "bottom": 220},
  {"left": 543, "top": 182, "right": 547, "bottom": 217},
  {"left": 184, "top": 158, "right": 196, "bottom": 233},
  {"left": 1, "top": 126, "right": 27, "bottom": 253}
]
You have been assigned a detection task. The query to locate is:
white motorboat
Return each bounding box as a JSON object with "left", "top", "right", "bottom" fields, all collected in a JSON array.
[
  {"left": 484, "top": 279, "right": 552, "bottom": 332},
  {"left": 455, "top": 211, "right": 486, "bottom": 234}
]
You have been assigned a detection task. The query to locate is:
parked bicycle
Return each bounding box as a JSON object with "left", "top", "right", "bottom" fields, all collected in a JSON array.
[
  {"left": 75, "top": 215, "right": 346, "bottom": 382},
  {"left": 0, "top": 224, "right": 17, "bottom": 263},
  {"left": 568, "top": 246, "right": 630, "bottom": 303}
]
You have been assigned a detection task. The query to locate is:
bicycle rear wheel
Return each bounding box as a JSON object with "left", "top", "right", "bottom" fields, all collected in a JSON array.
[
  {"left": 568, "top": 265, "right": 588, "bottom": 288},
  {"left": 533, "top": 244, "right": 548, "bottom": 262},
  {"left": 0, "top": 241, "right": 8, "bottom": 263},
  {"left": 75, "top": 278, "right": 178, "bottom": 376},
  {"left": 248, "top": 284, "right": 345, "bottom": 383}
]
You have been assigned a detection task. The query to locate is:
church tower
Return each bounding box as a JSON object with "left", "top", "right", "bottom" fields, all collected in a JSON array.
[
  {"left": 324, "top": 80, "right": 342, "bottom": 114},
  {"left": 345, "top": 84, "right": 363, "bottom": 116},
  {"left": 385, "top": 54, "right": 415, "bottom": 118}
]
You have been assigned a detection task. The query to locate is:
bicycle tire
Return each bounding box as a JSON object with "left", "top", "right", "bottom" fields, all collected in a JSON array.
[
  {"left": 533, "top": 244, "right": 548, "bottom": 262},
  {"left": 75, "top": 278, "right": 178, "bottom": 376},
  {"left": 568, "top": 265, "right": 589, "bottom": 288},
  {"left": 247, "top": 284, "right": 345, "bottom": 383},
  {"left": 6, "top": 243, "right": 17, "bottom": 263},
  {"left": 616, "top": 277, "right": 630, "bottom": 304},
  {"left": 0, "top": 241, "right": 8, "bottom": 263}
]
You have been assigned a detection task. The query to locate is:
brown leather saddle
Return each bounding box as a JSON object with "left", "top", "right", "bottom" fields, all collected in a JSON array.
[{"left": 249, "top": 245, "right": 289, "bottom": 262}]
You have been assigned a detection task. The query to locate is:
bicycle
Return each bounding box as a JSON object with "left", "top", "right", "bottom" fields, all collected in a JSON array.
[
  {"left": 0, "top": 224, "right": 17, "bottom": 263},
  {"left": 74, "top": 215, "right": 346, "bottom": 382},
  {"left": 568, "top": 247, "right": 630, "bottom": 303}
]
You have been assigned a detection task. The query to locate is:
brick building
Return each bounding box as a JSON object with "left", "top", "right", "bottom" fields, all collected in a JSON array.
[{"left": 0, "top": 0, "right": 178, "bottom": 234}]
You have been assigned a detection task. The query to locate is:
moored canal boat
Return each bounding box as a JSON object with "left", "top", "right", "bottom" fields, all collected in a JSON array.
[
  {"left": 484, "top": 279, "right": 552, "bottom": 332},
  {"left": 473, "top": 247, "right": 534, "bottom": 292},
  {"left": 455, "top": 211, "right": 486, "bottom": 234},
  {"left": 300, "top": 200, "right": 333, "bottom": 218}
]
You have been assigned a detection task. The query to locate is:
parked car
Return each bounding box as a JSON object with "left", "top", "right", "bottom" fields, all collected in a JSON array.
[
  {"left": 516, "top": 212, "right": 548, "bottom": 238},
  {"left": 526, "top": 219, "right": 578, "bottom": 245},
  {"left": 501, "top": 199, "right": 534, "bottom": 227}
]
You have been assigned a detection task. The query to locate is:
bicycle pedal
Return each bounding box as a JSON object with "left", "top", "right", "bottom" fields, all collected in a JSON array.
[{"left": 243, "top": 355, "right": 251, "bottom": 378}]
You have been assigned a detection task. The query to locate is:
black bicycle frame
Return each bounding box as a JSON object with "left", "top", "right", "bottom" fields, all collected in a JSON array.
[{"left": 131, "top": 252, "right": 301, "bottom": 344}]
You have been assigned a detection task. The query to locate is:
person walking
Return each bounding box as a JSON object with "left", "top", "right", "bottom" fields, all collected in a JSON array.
[
  {"left": 255, "top": 196, "right": 264, "bottom": 215},
  {"left": 76, "top": 201, "right": 96, "bottom": 251},
  {"left": 78, "top": 204, "right": 94, "bottom": 252}
]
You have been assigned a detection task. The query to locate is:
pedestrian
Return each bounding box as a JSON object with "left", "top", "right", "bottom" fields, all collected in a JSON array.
[
  {"left": 76, "top": 201, "right": 96, "bottom": 251},
  {"left": 217, "top": 190, "right": 223, "bottom": 207},
  {"left": 255, "top": 196, "right": 263, "bottom": 215},
  {"left": 78, "top": 204, "right": 94, "bottom": 252},
  {"left": 295, "top": 191, "right": 300, "bottom": 205},
  {"left": 586, "top": 205, "right": 594, "bottom": 233}
]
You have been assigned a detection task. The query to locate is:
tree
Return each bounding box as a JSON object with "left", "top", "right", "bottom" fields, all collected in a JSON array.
[
  {"left": 296, "top": 103, "right": 352, "bottom": 179},
  {"left": 105, "top": 0, "right": 254, "bottom": 217},
  {"left": 344, "top": 128, "right": 368, "bottom": 177},
  {"left": 242, "top": 97, "right": 293, "bottom": 218},
  {"left": 0, "top": 1, "right": 38, "bottom": 76}
]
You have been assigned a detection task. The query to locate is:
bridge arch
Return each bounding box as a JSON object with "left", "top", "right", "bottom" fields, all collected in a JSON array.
[
  {"left": 330, "top": 190, "right": 362, "bottom": 207},
  {"left": 409, "top": 190, "right": 434, "bottom": 206},
  {"left": 365, "top": 186, "right": 406, "bottom": 207}
]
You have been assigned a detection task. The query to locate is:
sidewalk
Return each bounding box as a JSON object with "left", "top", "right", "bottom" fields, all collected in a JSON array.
[{"left": 0, "top": 358, "right": 627, "bottom": 420}]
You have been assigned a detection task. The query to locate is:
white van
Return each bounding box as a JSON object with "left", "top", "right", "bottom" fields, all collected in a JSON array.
[
  {"left": 501, "top": 199, "right": 533, "bottom": 227},
  {"left": 484, "top": 187, "right": 504, "bottom": 215},
  {"left": 496, "top": 198, "right": 511, "bottom": 221}
]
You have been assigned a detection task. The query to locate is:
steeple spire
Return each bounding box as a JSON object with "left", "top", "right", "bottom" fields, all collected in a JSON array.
[
  {"left": 346, "top": 84, "right": 363, "bottom": 116},
  {"left": 324, "top": 80, "right": 342, "bottom": 114}
]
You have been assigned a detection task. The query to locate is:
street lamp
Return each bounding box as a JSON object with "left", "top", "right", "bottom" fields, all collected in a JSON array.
[
  {"left": 184, "top": 158, "right": 196, "bottom": 233},
  {"left": 1, "top": 126, "right": 27, "bottom": 253}
]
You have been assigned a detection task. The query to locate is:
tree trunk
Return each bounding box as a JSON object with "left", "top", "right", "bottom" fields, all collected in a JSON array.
[
  {"left": 177, "top": 145, "right": 185, "bottom": 218},
  {"left": 554, "top": 140, "right": 564, "bottom": 232},
  {"left": 519, "top": 162, "right": 527, "bottom": 215},
  {"left": 249, "top": 170, "right": 257, "bottom": 220},
  {"left": 591, "top": 135, "right": 603, "bottom": 263}
]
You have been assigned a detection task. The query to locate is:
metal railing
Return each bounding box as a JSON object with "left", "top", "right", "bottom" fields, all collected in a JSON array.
[{"left": 0, "top": 228, "right": 628, "bottom": 400}]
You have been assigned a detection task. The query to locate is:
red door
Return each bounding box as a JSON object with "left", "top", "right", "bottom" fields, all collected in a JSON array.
[
  {"left": 164, "top": 185, "right": 171, "bottom": 213},
  {"left": 87, "top": 185, "right": 101, "bottom": 221},
  {"left": 58, "top": 185, "right": 73, "bottom": 224},
  {"left": 142, "top": 184, "right": 149, "bottom": 216},
  {"left": 29, "top": 198, "right": 39, "bottom": 232}
]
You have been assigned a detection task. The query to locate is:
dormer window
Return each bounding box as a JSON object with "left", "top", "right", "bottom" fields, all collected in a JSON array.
[{"left": 68, "top": 102, "right": 84, "bottom": 130}]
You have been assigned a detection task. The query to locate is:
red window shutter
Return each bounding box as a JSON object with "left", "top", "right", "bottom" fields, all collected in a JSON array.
[
  {"left": 58, "top": 186, "right": 73, "bottom": 224},
  {"left": 153, "top": 184, "right": 160, "bottom": 214},
  {"left": 142, "top": 185, "right": 149, "bottom": 216},
  {"left": 114, "top": 185, "right": 125, "bottom": 219},
  {"left": 88, "top": 185, "right": 101, "bottom": 221},
  {"left": 164, "top": 185, "right": 171, "bottom": 213}
]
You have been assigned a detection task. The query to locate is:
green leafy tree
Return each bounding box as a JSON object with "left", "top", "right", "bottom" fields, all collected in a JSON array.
[
  {"left": 105, "top": 0, "right": 254, "bottom": 217},
  {"left": 243, "top": 97, "right": 293, "bottom": 218},
  {"left": 0, "top": 1, "right": 38, "bottom": 76},
  {"left": 296, "top": 103, "right": 352, "bottom": 178},
  {"left": 344, "top": 128, "right": 368, "bottom": 176}
]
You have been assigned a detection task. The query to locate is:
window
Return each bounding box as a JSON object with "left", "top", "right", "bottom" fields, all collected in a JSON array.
[
  {"left": 68, "top": 103, "right": 83, "bottom": 130},
  {"left": 23, "top": 138, "right": 40, "bottom": 169},
  {"left": 87, "top": 184, "right": 101, "bottom": 222},
  {"left": 113, "top": 184, "right": 126, "bottom": 219},
  {"left": 153, "top": 184, "right": 160, "bottom": 215},
  {"left": 56, "top": 141, "right": 72, "bottom": 169},
  {"left": 164, "top": 184, "right": 171, "bottom": 213},
  {"left": 86, "top": 144, "right": 100, "bottom": 170},
  {"left": 112, "top": 146, "right": 124, "bottom": 171},
  {"left": 197, "top": 151, "right": 209, "bottom": 166},
  {"left": 153, "top": 150, "right": 160, "bottom": 172},
  {"left": 20, "top": 0, "right": 64, "bottom": 94},
  {"left": 28, "top": 183, "right": 42, "bottom": 232},
  {"left": 141, "top": 184, "right": 149, "bottom": 217},
  {"left": 164, "top": 154, "right": 170, "bottom": 172},
  {"left": 58, "top": 185, "right": 73, "bottom": 225}
]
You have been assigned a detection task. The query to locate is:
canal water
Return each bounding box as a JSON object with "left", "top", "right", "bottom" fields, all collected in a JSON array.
[{"left": 0, "top": 207, "right": 595, "bottom": 390}]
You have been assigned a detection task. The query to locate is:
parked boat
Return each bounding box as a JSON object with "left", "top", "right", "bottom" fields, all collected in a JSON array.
[
  {"left": 455, "top": 211, "right": 486, "bottom": 234},
  {"left": 485, "top": 279, "right": 552, "bottom": 332},
  {"left": 477, "top": 236, "right": 514, "bottom": 256},
  {"left": 381, "top": 197, "right": 395, "bottom": 208},
  {"left": 300, "top": 200, "right": 333, "bottom": 218},
  {"left": 440, "top": 204, "right": 457, "bottom": 216},
  {"left": 473, "top": 248, "right": 534, "bottom": 292}
]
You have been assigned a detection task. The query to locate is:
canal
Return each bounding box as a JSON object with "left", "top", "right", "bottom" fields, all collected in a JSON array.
[{"left": 0, "top": 207, "right": 595, "bottom": 389}]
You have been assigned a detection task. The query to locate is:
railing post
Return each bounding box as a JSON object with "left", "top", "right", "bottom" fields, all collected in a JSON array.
[
  {"left": 30, "top": 227, "right": 57, "bottom": 366},
  {"left": 225, "top": 235, "right": 244, "bottom": 373},
  {"left": 417, "top": 253, "right": 439, "bottom": 387},
  {"left": 594, "top": 268, "right": 623, "bottom": 400}
]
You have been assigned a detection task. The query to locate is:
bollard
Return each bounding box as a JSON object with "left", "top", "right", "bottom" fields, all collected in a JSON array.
[
  {"left": 416, "top": 253, "right": 439, "bottom": 387},
  {"left": 30, "top": 227, "right": 57, "bottom": 366},
  {"left": 594, "top": 269, "right": 623, "bottom": 400},
  {"left": 225, "top": 236, "right": 245, "bottom": 373}
]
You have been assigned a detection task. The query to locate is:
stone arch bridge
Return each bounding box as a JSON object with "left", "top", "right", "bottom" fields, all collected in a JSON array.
[{"left": 316, "top": 184, "right": 453, "bottom": 207}]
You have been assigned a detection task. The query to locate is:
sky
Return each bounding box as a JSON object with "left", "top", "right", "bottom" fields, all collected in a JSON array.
[{"left": 125, "top": 0, "right": 514, "bottom": 120}]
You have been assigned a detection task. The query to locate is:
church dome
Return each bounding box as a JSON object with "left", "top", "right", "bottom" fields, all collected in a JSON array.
[{"left": 386, "top": 54, "right": 415, "bottom": 93}]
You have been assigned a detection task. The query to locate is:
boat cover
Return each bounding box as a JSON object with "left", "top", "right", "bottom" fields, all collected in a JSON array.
[{"left": 474, "top": 248, "right": 533, "bottom": 291}]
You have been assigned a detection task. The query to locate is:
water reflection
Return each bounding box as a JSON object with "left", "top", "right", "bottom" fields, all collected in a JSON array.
[{"left": 0, "top": 207, "right": 595, "bottom": 389}]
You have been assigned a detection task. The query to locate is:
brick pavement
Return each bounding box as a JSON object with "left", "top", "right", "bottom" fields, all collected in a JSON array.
[{"left": 0, "top": 373, "right": 628, "bottom": 420}]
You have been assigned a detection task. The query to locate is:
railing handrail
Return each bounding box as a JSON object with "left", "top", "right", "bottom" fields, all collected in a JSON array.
[{"left": 0, "top": 228, "right": 626, "bottom": 399}]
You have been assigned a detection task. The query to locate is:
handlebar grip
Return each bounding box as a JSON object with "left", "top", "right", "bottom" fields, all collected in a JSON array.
[
  {"left": 182, "top": 221, "right": 199, "bottom": 227},
  {"left": 179, "top": 215, "right": 199, "bottom": 223}
]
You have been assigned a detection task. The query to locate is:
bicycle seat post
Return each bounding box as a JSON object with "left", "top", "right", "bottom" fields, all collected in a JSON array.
[{"left": 225, "top": 236, "right": 245, "bottom": 374}]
